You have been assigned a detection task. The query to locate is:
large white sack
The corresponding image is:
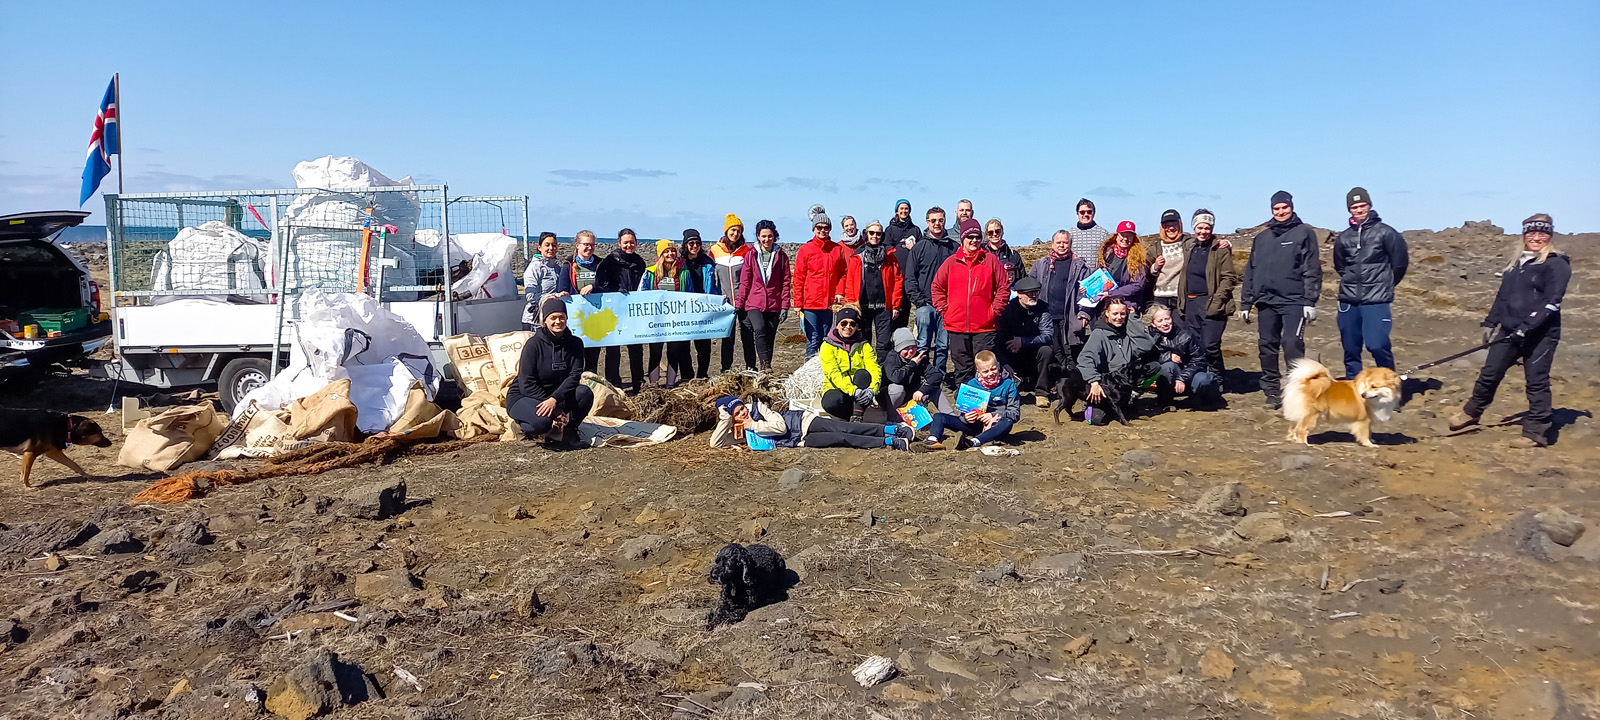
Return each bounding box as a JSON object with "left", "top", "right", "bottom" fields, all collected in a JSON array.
[
  {"left": 346, "top": 360, "right": 421, "bottom": 433},
  {"left": 151, "top": 221, "right": 269, "bottom": 302},
  {"left": 449, "top": 233, "right": 519, "bottom": 300},
  {"left": 275, "top": 156, "right": 421, "bottom": 294}
]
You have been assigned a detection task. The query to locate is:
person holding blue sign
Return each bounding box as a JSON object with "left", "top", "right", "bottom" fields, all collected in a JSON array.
[
  {"left": 681, "top": 229, "right": 721, "bottom": 380},
  {"left": 596, "top": 229, "right": 648, "bottom": 393},
  {"left": 921, "top": 351, "right": 1020, "bottom": 451},
  {"left": 1092, "top": 221, "right": 1152, "bottom": 310},
  {"left": 709, "top": 396, "right": 918, "bottom": 451},
  {"left": 641, "top": 240, "right": 695, "bottom": 387}
]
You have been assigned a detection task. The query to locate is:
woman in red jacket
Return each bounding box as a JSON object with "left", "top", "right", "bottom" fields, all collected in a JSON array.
[
  {"left": 840, "top": 220, "right": 903, "bottom": 363},
  {"left": 932, "top": 222, "right": 1012, "bottom": 386},
  {"left": 735, "top": 220, "right": 792, "bottom": 371},
  {"left": 792, "top": 205, "right": 847, "bottom": 358}
]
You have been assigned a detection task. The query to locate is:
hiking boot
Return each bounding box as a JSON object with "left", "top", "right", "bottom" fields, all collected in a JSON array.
[
  {"left": 1447, "top": 412, "right": 1480, "bottom": 432},
  {"left": 1508, "top": 436, "right": 1545, "bottom": 449},
  {"left": 1035, "top": 395, "right": 1052, "bottom": 408},
  {"left": 891, "top": 424, "right": 916, "bottom": 440},
  {"left": 890, "top": 438, "right": 913, "bottom": 452},
  {"left": 923, "top": 438, "right": 948, "bottom": 451},
  {"left": 1264, "top": 396, "right": 1282, "bottom": 411}
]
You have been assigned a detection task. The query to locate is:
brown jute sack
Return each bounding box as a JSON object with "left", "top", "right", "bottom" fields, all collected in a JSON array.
[
  {"left": 444, "top": 333, "right": 500, "bottom": 395},
  {"left": 288, "top": 379, "right": 359, "bottom": 442},
  {"left": 118, "top": 403, "right": 228, "bottom": 472}
]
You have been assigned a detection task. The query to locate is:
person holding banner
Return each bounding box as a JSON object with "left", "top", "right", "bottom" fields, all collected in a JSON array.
[
  {"left": 507, "top": 296, "right": 595, "bottom": 450},
  {"left": 521, "top": 232, "right": 570, "bottom": 331},
  {"left": 710, "top": 396, "right": 918, "bottom": 451},
  {"left": 566, "top": 230, "right": 605, "bottom": 372},
  {"left": 735, "top": 220, "right": 791, "bottom": 372},
  {"left": 596, "top": 229, "right": 649, "bottom": 393},
  {"left": 641, "top": 240, "right": 695, "bottom": 387},
  {"left": 711, "top": 215, "right": 756, "bottom": 373},
  {"left": 820, "top": 306, "right": 883, "bottom": 421},
  {"left": 793, "top": 206, "right": 848, "bottom": 357},
  {"left": 681, "top": 229, "right": 721, "bottom": 380}
]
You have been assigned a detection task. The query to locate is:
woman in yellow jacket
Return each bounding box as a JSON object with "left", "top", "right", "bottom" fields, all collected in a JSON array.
[{"left": 819, "top": 306, "right": 883, "bottom": 421}]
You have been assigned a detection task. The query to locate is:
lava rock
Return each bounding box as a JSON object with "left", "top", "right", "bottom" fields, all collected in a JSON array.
[
  {"left": 975, "top": 561, "right": 1022, "bottom": 585},
  {"left": 342, "top": 480, "right": 407, "bottom": 520},
  {"left": 617, "top": 535, "right": 668, "bottom": 561},
  {"left": 1196, "top": 483, "right": 1247, "bottom": 516},
  {"left": 526, "top": 639, "right": 604, "bottom": 675},
  {"left": 1121, "top": 449, "right": 1164, "bottom": 468},
  {"left": 777, "top": 468, "right": 806, "bottom": 491},
  {"left": 264, "top": 649, "right": 380, "bottom": 720},
  {"left": 1534, "top": 507, "right": 1586, "bottom": 547},
  {"left": 1232, "top": 513, "right": 1290, "bottom": 543},
  {"left": 513, "top": 590, "right": 546, "bottom": 620},
  {"left": 86, "top": 527, "right": 145, "bottom": 554}
]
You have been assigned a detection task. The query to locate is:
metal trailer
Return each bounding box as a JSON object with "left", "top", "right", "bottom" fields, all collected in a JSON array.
[{"left": 98, "top": 186, "right": 530, "bottom": 410}]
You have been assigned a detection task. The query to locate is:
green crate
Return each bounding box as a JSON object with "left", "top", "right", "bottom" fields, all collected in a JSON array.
[{"left": 19, "top": 307, "right": 90, "bottom": 334}]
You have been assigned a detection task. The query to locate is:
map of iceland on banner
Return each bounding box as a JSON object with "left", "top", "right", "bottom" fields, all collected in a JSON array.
[{"left": 563, "top": 291, "right": 735, "bottom": 348}]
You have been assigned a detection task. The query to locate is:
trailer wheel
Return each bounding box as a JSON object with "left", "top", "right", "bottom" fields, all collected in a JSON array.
[{"left": 219, "top": 357, "right": 272, "bottom": 413}]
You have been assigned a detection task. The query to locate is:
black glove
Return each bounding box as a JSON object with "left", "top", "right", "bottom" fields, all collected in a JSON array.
[{"left": 853, "top": 388, "right": 876, "bottom": 406}]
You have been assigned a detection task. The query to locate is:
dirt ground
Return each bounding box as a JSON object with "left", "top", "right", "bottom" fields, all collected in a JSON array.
[{"left": 2, "top": 223, "right": 1597, "bottom": 719}]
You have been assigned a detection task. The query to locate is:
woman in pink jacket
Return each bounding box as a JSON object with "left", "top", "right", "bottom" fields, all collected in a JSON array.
[{"left": 735, "top": 219, "right": 792, "bottom": 372}]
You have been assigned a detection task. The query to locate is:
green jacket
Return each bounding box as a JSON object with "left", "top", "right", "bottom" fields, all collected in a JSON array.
[{"left": 1175, "top": 238, "right": 1241, "bottom": 318}]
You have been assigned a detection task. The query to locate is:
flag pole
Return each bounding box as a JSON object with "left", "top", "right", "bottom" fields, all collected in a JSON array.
[{"left": 114, "top": 73, "right": 123, "bottom": 193}]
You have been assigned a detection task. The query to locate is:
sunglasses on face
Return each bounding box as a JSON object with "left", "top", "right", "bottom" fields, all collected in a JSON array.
[
  {"left": 1078, "top": 209, "right": 1094, "bottom": 215},
  {"left": 985, "top": 230, "right": 1001, "bottom": 236},
  {"left": 837, "top": 320, "right": 857, "bottom": 327},
  {"left": 866, "top": 231, "right": 883, "bottom": 236}
]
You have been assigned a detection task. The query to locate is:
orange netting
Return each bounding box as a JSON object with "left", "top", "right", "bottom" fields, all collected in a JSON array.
[{"left": 129, "top": 434, "right": 498, "bottom": 504}]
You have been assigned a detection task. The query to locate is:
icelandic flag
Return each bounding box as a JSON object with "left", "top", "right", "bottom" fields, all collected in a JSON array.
[{"left": 79, "top": 77, "right": 120, "bottom": 206}]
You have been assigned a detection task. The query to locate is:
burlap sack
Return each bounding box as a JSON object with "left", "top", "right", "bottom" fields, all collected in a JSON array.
[
  {"left": 456, "top": 389, "right": 520, "bottom": 440},
  {"left": 486, "top": 330, "right": 533, "bottom": 388},
  {"left": 118, "top": 402, "right": 228, "bottom": 472},
  {"left": 209, "top": 401, "right": 293, "bottom": 460},
  {"left": 288, "top": 378, "right": 359, "bottom": 442},
  {"left": 387, "top": 381, "right": 462, "bottom": 440},
  {"left": 444, "top": 333, "right": 500, "bottom": 395},
  {"left": 580, "top": 371, "right": 633, "bottom": 420}
]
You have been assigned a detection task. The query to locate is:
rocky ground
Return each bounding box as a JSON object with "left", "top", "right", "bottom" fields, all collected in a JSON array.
[{"left": 3, "top": 222, "right": 1597, "bottom": 719}]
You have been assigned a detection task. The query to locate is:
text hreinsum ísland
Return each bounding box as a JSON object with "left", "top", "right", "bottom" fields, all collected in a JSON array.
[{"left": 627, "top": 297, "right": 728, "bottom": 318}]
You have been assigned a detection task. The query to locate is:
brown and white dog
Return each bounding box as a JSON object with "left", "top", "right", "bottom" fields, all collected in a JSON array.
[
  {"left": 1, "top": 408, "right": 112, "bottom": 488},
  {"left": 1282, "top": 359, "right": 1402, "bottom": 448}
]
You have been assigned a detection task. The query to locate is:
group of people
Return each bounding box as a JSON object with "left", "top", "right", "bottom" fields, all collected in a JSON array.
[{"left": 511, "top": 191, "right": 1570, "bottom": 451}]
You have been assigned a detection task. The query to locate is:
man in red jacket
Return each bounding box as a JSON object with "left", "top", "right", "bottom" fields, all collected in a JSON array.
[
  {"left": 933, "top": 220, "right": 1011, "bottom": 386},
  {"left": 793, "top": 204, "right": 848, "bottom": 357}
]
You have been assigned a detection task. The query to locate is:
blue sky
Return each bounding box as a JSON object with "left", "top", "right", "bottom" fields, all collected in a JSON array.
[{"left": 2, "top": 1, "right": 1596, "bottom": 241}]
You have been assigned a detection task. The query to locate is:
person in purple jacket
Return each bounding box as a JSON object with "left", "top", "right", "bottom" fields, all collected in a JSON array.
[
  {"left": 1090, "top": 220, "right": 1151, "bottom": 311},
  {"left": 734, "top": 219, "right": 792, "bottom": 371}
]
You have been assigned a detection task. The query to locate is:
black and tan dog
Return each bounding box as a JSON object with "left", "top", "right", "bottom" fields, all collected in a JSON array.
[{"left": 1, "top": 408, "right": 111, "bottom": 488}]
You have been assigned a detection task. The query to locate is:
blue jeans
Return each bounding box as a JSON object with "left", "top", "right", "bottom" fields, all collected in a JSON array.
[
  {"left": 1158, "top": 361, "right": 1218, "bottom": 400},
  {"left": 1337, "top": 302, "right": 1394, "bottom": 378},
  {"left": 927, "top": 412, "right": 1015, "bottom": 446},
  {"left": 913, "top": 305, "right": 949, "bottom": 382},
  {"left": 802, "top": 309, "right": 833, "bottom": 358}
]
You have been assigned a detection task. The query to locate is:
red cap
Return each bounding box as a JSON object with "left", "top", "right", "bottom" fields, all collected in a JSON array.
[{"left": 1115, "top": 220, "right": 1137, "bottom": 234}]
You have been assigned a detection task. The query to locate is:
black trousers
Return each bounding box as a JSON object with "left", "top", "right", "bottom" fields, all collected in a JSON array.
[
  {"left": 803, "top": 417, "right": 889, "bottom": 449},
  {"left": 1255, "top": 304, "right": 1307, "bottom": 401},
  {"left": 648, "top": 341, "right": 693, "bottom": 383},
  {"left": 583, "top": 347, "right": 602, "bottom": 374},
  {"left": 691, "top": 339, "right": 713, "bottom": 379},
  {"left": 720, "top": 309, "right": 757, "bottom": 372},
  {"left": 603, "top": 344, "right": 644, "bottom": 392},
  {"left": 1465, "top": 322, "right": 1559, "bottom": 443},
  {"left": 1001, "top": 343, "right": 1055, "bottom": 395},
  {"left": 1150, "top": 295, "right": 1179, "bottom": 313},
  {"left": 746, "top": 310, "right": 780, "bottom": 370},
  {"left": 1183, "top": 299, "right": 1228, "bottom": 373},
  {"left": 507, "top": 386, "right": 595, "bottom": 444},
  {"left": 948, "top": 331, "right": 996, "bottom": 387},
  {"left": 859, "top": 306, "right": 895, "bottom": 364}
]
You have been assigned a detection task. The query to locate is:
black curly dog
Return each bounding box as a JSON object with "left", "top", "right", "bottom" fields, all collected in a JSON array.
[
  {"left": 706, "top": 543, "right": 791, "bottom": 629},
  {"left": 1052, "top": 363, "right": 1136, "bottom": 426}
]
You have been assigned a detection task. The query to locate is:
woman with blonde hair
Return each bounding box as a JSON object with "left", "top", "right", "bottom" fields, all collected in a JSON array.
[{"left": 1449, "top": 213, "right": 1570, "bottom": 448}]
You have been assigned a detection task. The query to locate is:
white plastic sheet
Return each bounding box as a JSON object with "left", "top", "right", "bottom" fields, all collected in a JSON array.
[
  {"left": 411, "top": 230, "right": 519, "bottom": 300},
  {"left": 235, "top": 291, "right": 438, "bottom": 434}
]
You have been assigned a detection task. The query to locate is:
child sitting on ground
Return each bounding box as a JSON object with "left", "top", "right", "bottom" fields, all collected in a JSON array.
[
  {"left": 709, "top": 396, "right": 920, "bottom": 451},
  {"left": 922, "top": 351, "right": 1020, "bottom": 451}
]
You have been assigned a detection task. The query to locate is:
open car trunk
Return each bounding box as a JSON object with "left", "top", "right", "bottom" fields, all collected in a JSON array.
[{"left": 0, "top": 212, "right": 92, "bottom": 318}]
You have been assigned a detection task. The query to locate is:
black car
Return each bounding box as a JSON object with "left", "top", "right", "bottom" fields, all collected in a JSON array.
[{"left": 0, "top": 211, "right": 113, "bottom": 381}]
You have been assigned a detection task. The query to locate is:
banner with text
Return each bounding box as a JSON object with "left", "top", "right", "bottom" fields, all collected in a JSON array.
[{"left": 562, "top": 291, "right": 735, "bottom": 348}]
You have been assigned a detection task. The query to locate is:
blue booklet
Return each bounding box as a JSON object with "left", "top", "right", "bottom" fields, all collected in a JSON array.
[
  {"left": 955, "top": 384, "right": 991, "bottom": 414},
  {"left": 745, "top": 429, "right": 776, "bottom": 451},
  {"left": 897, "top": 401, "right": 934, "bottom": 429},
  {"left": 1079, "top": 268, "right": 1118, "bottom": 306}
]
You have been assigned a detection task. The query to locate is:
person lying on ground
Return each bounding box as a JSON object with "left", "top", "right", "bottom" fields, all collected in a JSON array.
[
  {"left": 1144, "top": 304, "right": 1221, "bottom": 409},
  {"left": 1077, "top": 297, "right": 1157, "bottom": 426},
  {"left": 506, "top": 297, "right": 594, "bottom": 450},
  {"left": 996, "top": 275, "right": 1054, "bottom": 407},
  {"left": 922, "top": 351, "right": 1021, "bottom": 451},
  {"left": 882, "top": 327, "right": 953, "bottom": 413},
  {"left": 709, "top": 396, "right": 918, "bottom": 451},
  {"left": 820, "top": 306, "right": 882, "bottom": 421}
]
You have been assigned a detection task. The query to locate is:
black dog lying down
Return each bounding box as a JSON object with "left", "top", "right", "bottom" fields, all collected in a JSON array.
[
  {"left": 706, "top": 543, "right": 789, "bottom": 629},
  {"left": 1051, "top": 364, "right": 1137, "bottom": 426}
]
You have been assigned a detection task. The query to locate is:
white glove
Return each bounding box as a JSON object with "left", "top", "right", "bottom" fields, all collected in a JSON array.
[
  {"left": 1236, "top": 308, "right": 1250, "bottom": 323},
  {"left": 1302, "top": 306, "right": 1318, "bottom": 323},
  {"left": 853, "top": 388, "right": 876, "bottom": 406}
]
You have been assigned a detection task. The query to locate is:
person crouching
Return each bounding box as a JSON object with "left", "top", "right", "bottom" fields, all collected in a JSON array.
[
  {"left": 820, "top": 306, "right": 882, "bottom": 421},
  {"left": 1144, "top": 304, "right": 1221, "bottom": 409},
  {"left": 710, "top": 396, "right": 918, "bottom": 451},
  {"left": 922, "top": 351, "right": 1020, "bottom": 451},
  {"left": 506, "top": 297, "right": 594, "bottom": 449}
]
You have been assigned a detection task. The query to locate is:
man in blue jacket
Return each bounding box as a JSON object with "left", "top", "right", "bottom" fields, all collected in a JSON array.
[
  {"left": 1333, "top": 187, "right": 1408, "bottom": 379},
  {"left": 1239, "top": 191, "right": 1322, "bottom": 409}
]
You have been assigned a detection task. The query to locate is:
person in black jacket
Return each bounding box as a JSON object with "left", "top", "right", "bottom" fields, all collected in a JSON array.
[
  {"left": 1334, "top": 187, "right": 1409, "bottom": 379},
  {"left": 1450, "top": 214, "right": 1570, "bottom": 448},
  {"left": 984, "top": 219, "right": 1026, "bottom": 286},
  {"left": 1145, "top": 305, "right": 1219, "bottom": 408},
  {"left": 595, "top": 229, "right": 648, "bottom": 393},
  {"left": 507, "top": 297, "right": 595, "bottom": 449},
  {"left": 996, "top": 276, "right": 1054, "bottom": 405},
  {"left": 881, "top": 327, "right": 952, "bottom": 412},
  {"left": 1239, "top": 191, "right": 1323, "bottom": 408},
  {"left": 905, "top": 207, "right": 957, "bottom": 382}
]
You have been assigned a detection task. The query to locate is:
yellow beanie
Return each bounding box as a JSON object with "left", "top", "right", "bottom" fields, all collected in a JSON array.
[
  {"left": 724, "top": 213, "right": 744, "bottom": 233},
  {"left": 655, "top": 238, "right": 674, "bottom": 256}
]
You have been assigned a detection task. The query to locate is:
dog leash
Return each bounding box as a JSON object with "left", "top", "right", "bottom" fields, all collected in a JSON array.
[{"left": 1399, "top": 336, "right": 1509, "bottom": 380}]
